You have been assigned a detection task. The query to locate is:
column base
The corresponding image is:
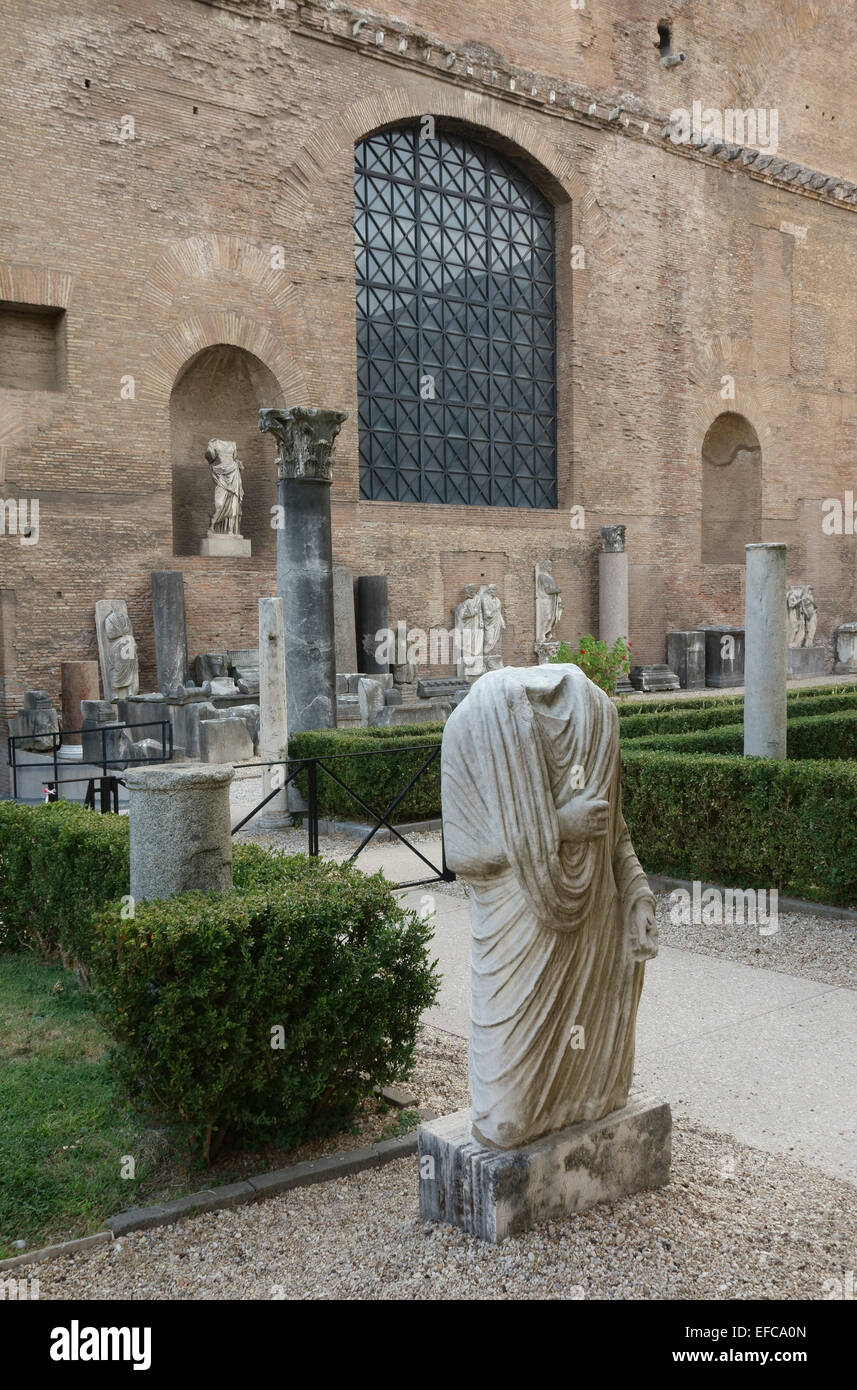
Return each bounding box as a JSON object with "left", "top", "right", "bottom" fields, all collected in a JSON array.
[{"left": 418, "top": 1095, "right": 672, "bottom": 1243}]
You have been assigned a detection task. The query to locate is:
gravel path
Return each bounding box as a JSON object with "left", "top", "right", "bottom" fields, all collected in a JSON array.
[{"left": 35, "top": 1093, "right": 856, "bottom": 1300}]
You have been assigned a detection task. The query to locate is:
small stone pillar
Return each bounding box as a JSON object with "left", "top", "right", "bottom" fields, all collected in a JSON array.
[
  {"left": 151, "top": 571, "right": 189, "bottom": 695},
  {"left": 599, "top": 525, "right": 628, "bottom": 645},
  {"left": 599, "top": 525, "right": 631, "bottom": 692},
  {"left": 258, "top": 596, "right": 290, "bottom": 827},
  {"left": 744, "top": 543, "right": 787, "bottom": 760},
  {"left": 60, "top": 661, "right": 100, "bottom": 744},
  {"left": 124, "top": 763, "right": 234, "bottom": 902},
  {"left": 356, "top": 575, "right": 389, "bottom": 675},
  {"left": 333, "top": 566, "right": 358, "bottom": 675},
  {"left": 259, "top": 406, "right": 347, "bottom": 733}
]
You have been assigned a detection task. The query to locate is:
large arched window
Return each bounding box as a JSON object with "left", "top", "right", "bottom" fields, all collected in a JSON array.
[{"left": 354, "top": 125, "right": 557, "bottom": 507}]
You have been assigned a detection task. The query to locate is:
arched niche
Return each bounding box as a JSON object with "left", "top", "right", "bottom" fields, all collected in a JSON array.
[
  {"left": 701, "top": 412, "right": 762, "bottom": 565},
  {"left": 169, "top": 344, "right": 284, "bottom": 558}
]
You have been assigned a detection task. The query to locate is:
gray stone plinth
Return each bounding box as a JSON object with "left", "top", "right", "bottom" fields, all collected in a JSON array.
[
  {"left": 629, "top": 663, "right": 680, "bottom": 692},
  {"left": 199, "top": 716, "right": 253, "bottom": 764},
  {"left": 666, "top": 631, "right": 706, "bottom": 689},
  {"left": 200, "top": 534, "right": 252, "bottom": 557},
  {"left": 703, "top": 625, "right": 745, "bottom": 687},
  {"left": 834, "top": 622, "right": 857, "bottom": 674},
  {"left": 151, "top": 571, "right": 189, "bottom": 695},
  {"left": 125, "top": 763, "right": 234, "bottom": 902},
  {"left": 744, "top": 543, "right": 787, "bottom": 759},
  {"left": 418, "top": 1097, "right": 672, "bottom": 1243},
  {"left": 786, "top": 645, "right": 828, "bottom": 678}
]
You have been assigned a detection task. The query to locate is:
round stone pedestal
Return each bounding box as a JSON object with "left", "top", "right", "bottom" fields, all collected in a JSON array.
[{"left": 124, "top": 763, "right": 234, "bottom": 902}]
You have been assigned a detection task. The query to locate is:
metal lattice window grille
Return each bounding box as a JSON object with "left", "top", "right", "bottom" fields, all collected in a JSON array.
[{"left": 355, "top": 125, "right": 558, "bottom": 508}]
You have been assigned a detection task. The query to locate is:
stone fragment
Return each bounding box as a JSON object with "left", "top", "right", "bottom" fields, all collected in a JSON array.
[
  {"left": 60, "top": 660, "right": 100, "bottom": 744},
  {"left": 199, "top": 716, "right": 254, "bottom": 764},
  {"left": 629, "top": 664, "right": 680, "bottom": 692},
  {"left": 95, "top": 599, "right": 139, "bottom": 703},
  {"left": 666, "top": 631, "right": 706, "bottom": 689},
  {"left": 151, "top": 572, "right": 188, "bottom": 696},
  {"left": 333, "top": 566, "right": 358, "bottom": 675}
]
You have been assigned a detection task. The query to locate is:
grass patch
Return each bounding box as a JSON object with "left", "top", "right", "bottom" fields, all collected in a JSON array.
[{"left": 0, "top": 953, "right": 413, "bottom": 1257}]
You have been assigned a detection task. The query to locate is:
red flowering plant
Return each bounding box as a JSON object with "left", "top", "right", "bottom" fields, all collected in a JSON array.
[{"left": 549, "top": 635, "right": 632, "bottom": 696}]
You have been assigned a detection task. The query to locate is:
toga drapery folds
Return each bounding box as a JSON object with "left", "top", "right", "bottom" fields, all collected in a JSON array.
[{"left": 441, "top": 663, "right": 657, "bottom": 1150}]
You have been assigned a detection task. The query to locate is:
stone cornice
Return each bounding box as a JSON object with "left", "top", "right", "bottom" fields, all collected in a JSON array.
[{"left": 284, "top": 0, "right": 857, "bottom": 212}]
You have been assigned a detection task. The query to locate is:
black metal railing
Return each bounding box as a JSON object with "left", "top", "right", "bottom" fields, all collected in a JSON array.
[
  {"left": 231, "top": 744, "right": 454, "bottom": 889},
  {"left": 7, "top": 719, "right": 174, "bottom": 805}
]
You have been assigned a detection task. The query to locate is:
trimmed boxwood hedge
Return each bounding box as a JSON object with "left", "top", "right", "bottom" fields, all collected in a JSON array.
[
  {"left": 90, "top": 850, "right": 438, "bottom": 1157},
  {"left": 288, "top": 725, "right": 444, "bottom": 824},
  {"left": 0, "top": 800, "right": 130, "bottom": 962},
  {"left": 622, "top": 709, "right": 857, "bottom": 760},
  {"left": 619, "top": 689, "right": 857, "bottom": 740},
  {"left": 622, "top": 749, "right": 857, "bottom": 906}
]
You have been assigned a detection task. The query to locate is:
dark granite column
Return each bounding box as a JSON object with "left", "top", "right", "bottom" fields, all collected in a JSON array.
[
  {"left": 356, "top": 575, "right": 390, "bottom": 675},
  {"left": 259, "top": 407, "right": 347, "bottom": 732},
  {"left": 151, "top": 571, "right": 188, "bottom": 696}
]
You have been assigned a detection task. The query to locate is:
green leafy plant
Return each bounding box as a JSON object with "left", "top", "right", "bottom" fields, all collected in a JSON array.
[
  {"left": 550, "top": 635, "right": 632, "bottom": 695},
  {"left": 88, "top": 854, "right": 439, "bottom": 1160},
  {"left": 0, "top": 801, "right": 129, "bottom": 964}
]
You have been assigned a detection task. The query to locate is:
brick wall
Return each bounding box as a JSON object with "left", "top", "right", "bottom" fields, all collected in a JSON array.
[{"left": 1, "top": 0, "right": 856, "bottom": 739}]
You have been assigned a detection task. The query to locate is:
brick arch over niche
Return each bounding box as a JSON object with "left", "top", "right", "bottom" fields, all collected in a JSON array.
[
  {"left": 169, "top": 344, "right": 286, "bottom": 559},
  {"left": 701, "top": 412, "right": 762, "bottom": 566},
  {"left": 149, "top": 309, "right": 307, "bottom": 406},
  {"left": 277, "top": 86, "right": 587, "bottom": 220}
]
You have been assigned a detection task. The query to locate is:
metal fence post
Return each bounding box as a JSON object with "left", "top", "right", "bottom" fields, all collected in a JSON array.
[{"left": 307, "top": 760, "right": 318, "bottom": 857}]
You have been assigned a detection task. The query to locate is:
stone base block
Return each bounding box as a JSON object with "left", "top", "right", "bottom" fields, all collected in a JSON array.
[
  {"left": 201, "top": 534, "right": 252, "bottom": 557},
  {"left": 787, "top": 646, "right": 828, "bottom": 678},
  {"left": 418, "top": 1096, "right": 671, "bottom": 1243},
  {"left": 629, "top": 664, "right": 680, "bottom": 692}
]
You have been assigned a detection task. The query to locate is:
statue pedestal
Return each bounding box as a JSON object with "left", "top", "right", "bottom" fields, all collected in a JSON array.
[
  {"left": 418, "top": 1096, "right": 671, "bottom": 1243},
  {"left": 786, "top": 645, "right": 827, "bottom": 678},
  {"left": 201, "top": 534, "right": 252, "bottom": 557}
]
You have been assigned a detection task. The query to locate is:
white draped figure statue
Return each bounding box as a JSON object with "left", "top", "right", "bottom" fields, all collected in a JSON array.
[{"left": 441, "top": 663, "right": 658, "bottom": 1150}]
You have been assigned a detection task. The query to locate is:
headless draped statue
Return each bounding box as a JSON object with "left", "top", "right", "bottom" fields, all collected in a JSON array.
[{"left": 441, "top": 663, "right": 657, "bottom": 1150}]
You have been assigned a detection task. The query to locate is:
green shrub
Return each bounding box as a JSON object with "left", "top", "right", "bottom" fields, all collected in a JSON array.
[
  {"left": 621, "top": 709, "right": 857, "bottom": 760},
  {"left": 622, "top": 749, "right": 857, "bottom": 906},
  {"left": 288, "top": 726, "right": 444, "bottom": 823},
  {"left": 0, "top": 801, "right": 129, "bottom": 962},
  {"left": 619, "top": 688, "right": 857, "bottom": 739},
  {"left": 550, "top": 636, "right": 632, "bottom": 695},
  {"left": 89, "top": 857, "right": 439, "bottom": 1159}
]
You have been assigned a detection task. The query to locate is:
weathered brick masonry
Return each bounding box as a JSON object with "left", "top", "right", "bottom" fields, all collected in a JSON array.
[{"left": 2, "top": 0, "right": 857, "bottom": 791}]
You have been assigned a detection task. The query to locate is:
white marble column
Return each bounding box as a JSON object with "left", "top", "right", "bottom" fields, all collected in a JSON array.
[
  {"left": 744, "top": 542, "right": 787, "bottom": 759},
  {"left": 257, "top": 595, "right": 290, "bottom": 827}
]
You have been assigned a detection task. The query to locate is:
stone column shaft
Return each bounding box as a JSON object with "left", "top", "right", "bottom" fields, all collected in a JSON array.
[
  {"left": 260, "top": 407, "right": 346, "bottom": 733},
  {"left": 60, "top": 660, "right": 100, "bottom": 744},
  {"left": 258, "top": 596, "right": 289, "bottom": 827},
  {"left": 744, "top": 542, "right": 787, "bottom": 759}
]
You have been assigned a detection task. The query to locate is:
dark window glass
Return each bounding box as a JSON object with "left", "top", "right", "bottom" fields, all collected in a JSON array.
[{"left": 355, "top": 126, "right": 557, "bottom": 507}]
